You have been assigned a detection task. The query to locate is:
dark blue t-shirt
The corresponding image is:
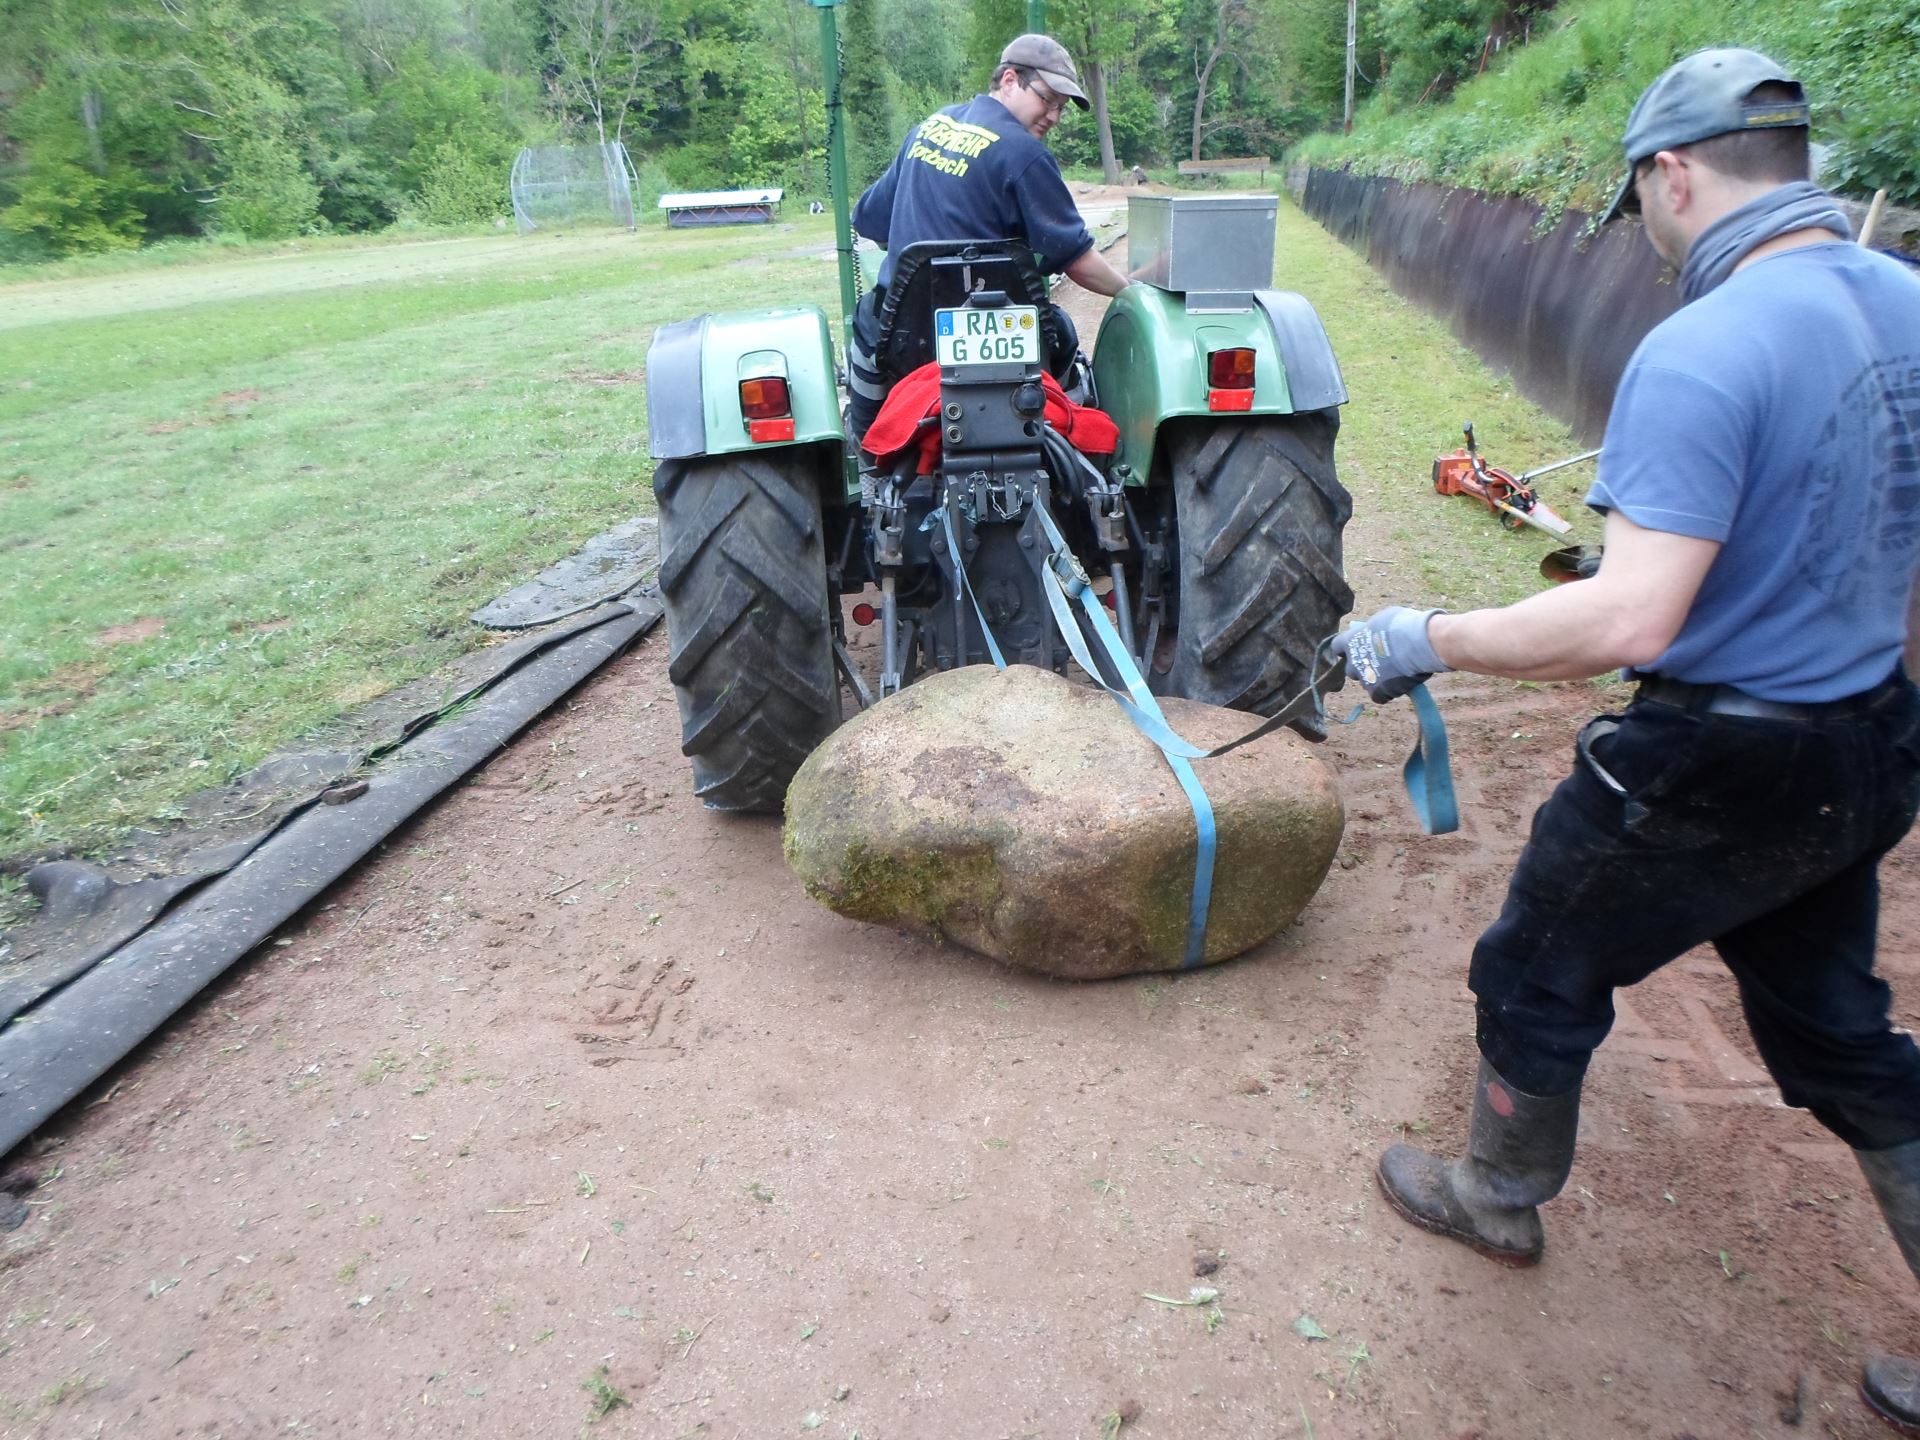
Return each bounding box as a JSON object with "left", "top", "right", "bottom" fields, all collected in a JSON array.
[
  {"left": 852, "top": 95, "right": 1094, "bottom": 290},
  {"left": 1588, "top": 242, "right": 1920, "bottom": 701}
]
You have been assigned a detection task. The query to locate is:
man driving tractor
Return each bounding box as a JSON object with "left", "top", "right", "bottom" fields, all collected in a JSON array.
[{"left": 845, "top": 32, "right": 1130, "bottom": 442}]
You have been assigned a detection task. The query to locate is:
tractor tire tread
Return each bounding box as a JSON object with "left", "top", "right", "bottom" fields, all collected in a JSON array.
[
  {"left": 1161, "top": 413, "right": 1353, "bottom": 732},
  {"left": 653, "top": 450, "right": 839, "bottom": 812}
]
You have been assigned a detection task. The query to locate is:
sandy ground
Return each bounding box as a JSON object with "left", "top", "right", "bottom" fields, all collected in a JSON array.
[{"left": 5, "top": 231, "right": 1919, "bottom": 1440}]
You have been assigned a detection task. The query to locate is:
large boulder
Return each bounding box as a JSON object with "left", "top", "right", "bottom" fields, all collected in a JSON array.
[{"left": 783, "top": 664, "right": 1344, "bottom": 978}]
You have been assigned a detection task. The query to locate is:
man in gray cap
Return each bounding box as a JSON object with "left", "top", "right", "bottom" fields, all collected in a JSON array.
[
  {"left": 844, "top": 33, "right": 1129, "bottom": 440},
  {"left": 1332, "top": 48, "right": 1920, "bottom": 1433}
]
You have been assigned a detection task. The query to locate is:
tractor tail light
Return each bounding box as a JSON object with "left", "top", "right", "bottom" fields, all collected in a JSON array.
[
  {"left": 1208, "top": 348, "right": 1255, "bottom": 389},
  {"left": 850, "top": 602, "right": 877, "bottom": 626},
  {"left": 1207, "top": 348, "right": 1256, "bottom": 411},
  {"left": 739, "top": 377, "right": 791, "bottom": 418},
  {"left": 740, "top": 377, "right": 795, "bottom": 442}
]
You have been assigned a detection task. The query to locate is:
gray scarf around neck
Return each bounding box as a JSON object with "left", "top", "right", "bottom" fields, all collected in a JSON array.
[{"left": 1678, "top": 179, "right": 1852, "bottom": 303}]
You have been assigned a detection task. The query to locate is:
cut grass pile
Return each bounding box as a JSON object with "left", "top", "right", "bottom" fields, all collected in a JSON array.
[
  {"left": 0, "top": 221, "right": 840, "bottom": 862},
  {"left": 0, "top": 199, "right": 1594, "bottom": 875}
]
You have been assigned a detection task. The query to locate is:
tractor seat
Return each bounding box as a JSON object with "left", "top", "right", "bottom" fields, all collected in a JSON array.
[{"left": 871, "top": 240, "right": 1075, "bottom": 387}]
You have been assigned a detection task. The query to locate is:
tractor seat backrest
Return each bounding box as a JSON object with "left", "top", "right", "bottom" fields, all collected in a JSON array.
[{"left": 872, "top": 241, "right": 1050, "bottom": 387}]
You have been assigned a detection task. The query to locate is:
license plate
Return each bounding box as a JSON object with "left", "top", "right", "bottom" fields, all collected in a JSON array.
[{"left": 934, "top": 305, "right": 1041, "bottom": 368}]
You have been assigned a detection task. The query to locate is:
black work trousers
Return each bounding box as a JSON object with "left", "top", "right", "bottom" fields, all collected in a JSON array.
[
  {"left": 846, "top": 287, "right": 890, "bottom": 449},
  {"left": 1470, "top": 671, "right": 1920, "bottom": 1151}
]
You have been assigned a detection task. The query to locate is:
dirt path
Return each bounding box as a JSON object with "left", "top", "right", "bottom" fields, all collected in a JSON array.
[{"left": 4, "top": 216, "right": 1918, "bottom": 1440}]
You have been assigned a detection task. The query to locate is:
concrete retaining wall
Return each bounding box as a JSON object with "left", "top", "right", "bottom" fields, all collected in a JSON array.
[
  {"left": 1300, "top": 168, "right": 1676, "bottom": 444},
  {"left": 1298, "top": 166, "right": 1920, "bottom": 445}
]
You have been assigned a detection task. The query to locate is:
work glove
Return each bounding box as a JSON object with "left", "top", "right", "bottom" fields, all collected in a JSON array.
[{"left": 1330, "top": 606, "right": 1450, "bottom": 705}]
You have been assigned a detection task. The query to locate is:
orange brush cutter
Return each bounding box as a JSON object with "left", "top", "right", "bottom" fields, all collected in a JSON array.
[{"left": 1433, "top": 423, "right": 1598, "bottom": 539}]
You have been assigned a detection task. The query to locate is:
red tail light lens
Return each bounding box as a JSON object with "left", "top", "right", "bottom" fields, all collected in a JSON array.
[
  {"left": 739, "top": 377, "right": 791, "bottom": 419},
  {"left": 1207, "top": 348, "right": 1255, "bottom": 389},
  {"left": 850, "top": 602, "right": 877, "bottom": 626}
]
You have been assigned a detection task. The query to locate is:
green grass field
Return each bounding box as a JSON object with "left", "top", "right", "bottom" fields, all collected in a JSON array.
[
  {"left": 0, "top": 202, "right": 1594, "bottom": 874},
  {"left": 0, "top": 220, "right": 842, "bottom": 862}
]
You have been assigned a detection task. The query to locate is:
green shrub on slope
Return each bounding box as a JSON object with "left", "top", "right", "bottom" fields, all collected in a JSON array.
[{"left": 1291, "top": 0, "right": 1918, "bottom": 216}]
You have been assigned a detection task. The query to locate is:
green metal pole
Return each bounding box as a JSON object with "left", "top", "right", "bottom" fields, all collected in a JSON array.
[
  {"left": 1027, "top": 0, "right": 1046, "bottom": 32},
  {"left": 815, "top": 0, "right": 859, "bottom": 351}
]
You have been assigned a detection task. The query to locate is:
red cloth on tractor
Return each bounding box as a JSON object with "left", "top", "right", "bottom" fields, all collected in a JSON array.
[{"left": 860, "top": 362, "right": 1120, "bottom": 476}]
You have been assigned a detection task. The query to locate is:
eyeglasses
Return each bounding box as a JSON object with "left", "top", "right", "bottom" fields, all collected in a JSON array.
[{"left": 1029, "top": 80, "right": 1069, "bottom": 118}]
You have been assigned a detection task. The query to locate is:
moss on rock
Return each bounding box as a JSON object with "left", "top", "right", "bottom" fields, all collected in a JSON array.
[{"left": 784, "top": 664, "right": 1344, "bottom": 979}]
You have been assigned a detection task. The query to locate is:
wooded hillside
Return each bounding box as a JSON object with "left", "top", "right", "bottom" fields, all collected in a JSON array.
[
  {"left": 0, "top": 0, "right": 1357, "bottom": 259},
  {"left": 1294, "top": 0, "right": 1920, "bottom": 218}
]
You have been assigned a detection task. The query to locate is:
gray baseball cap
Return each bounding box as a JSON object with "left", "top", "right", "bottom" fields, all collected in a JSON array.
[
  {"left": 999, "top": 33, "right": 1090, "bottom": 110},
  {"left": 1599, "top": 47, "right": 1809, "bottom": 223}
]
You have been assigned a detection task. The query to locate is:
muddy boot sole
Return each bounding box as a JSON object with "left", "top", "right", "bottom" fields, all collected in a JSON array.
[
  {"left": 1375, "top": 1150, "right": 1542, "bottom": 1268},
  {"left": 1863, "top": 1356, "right": 1920, "bottom": 1437},
  {"left": 1863, "top": 1385, "right": 1920, "bottom": 1438}
]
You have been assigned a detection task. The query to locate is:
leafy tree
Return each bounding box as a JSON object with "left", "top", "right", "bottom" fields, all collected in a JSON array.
[
  {"left": 545, "top": 0, "right": 666, "bottom": 147},
  {"left": 219, "top": 132, "right": 322, "bottom": 237},
  {"left": 964, "top": 0, "right": 1026, "bottom": 81},
  {"left": 726, "top": 57, "right": 826, "bottom": 189},
  {"left": 840, "top": 0, "right": 898, "bottom": 189},
  {"left": 1265, "top": 0, "right": 1385, "bottom": 129},
  {"left": 372, "top": 49, "right": 522, "bottom": 191},
  {"left": 0, "top": 141, "right": 145, "bottom": 256},
  {"left": 1054, "top": 0, "right": 1143, "bottom": 181},
  {"left": 876, "top": 0, "right": 969, "bottom": 101},
  {"left": 1377, "top": 0, "right": 1502, "bottom": 108},
  {"left": 409, "top": 138, "right": 509, "bottom": 223},
  {"left": 1177, "top": 0, "right": 1260, "bottom": 160}
]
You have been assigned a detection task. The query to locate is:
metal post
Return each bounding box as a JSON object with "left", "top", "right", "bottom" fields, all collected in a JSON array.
[
  {"left": 812, "top": 0, "right": 859, "bottom": 350},
  {"left": 880, "top": 574, "right": 900, "bottom": 695},
  {"left": 1027, "top": 0, "right": 1047, "bottom": 31},
  {"left": 1110, "top": 563, "right": 1137, "bottom": 666},
  {"left": 1344, "top": 0, "right": 1357, "bottom": 134}
]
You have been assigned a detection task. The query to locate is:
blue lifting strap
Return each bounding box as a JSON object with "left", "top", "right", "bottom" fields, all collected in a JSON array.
[
  {"left": 918, "top": 495, "right": 1460, "bottom": 972},
  {"left": 933, "top": 506, "right": 1007, "bottom": 670},
  {"left": 1404, "top": 683, "right": 1458, "bottom": 835},
  {"left": 1029, "top": 504, "right": 1219, "bottom": 968}
]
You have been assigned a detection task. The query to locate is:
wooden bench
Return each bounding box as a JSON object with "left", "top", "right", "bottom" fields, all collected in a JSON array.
[{"left": 1176, "top": 156, "right": 1271, "bottom": 182}]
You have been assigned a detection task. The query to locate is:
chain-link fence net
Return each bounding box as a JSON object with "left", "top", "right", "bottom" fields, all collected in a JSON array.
[{"left": 509, "top": 143, "right": 640, "bottom": 234}]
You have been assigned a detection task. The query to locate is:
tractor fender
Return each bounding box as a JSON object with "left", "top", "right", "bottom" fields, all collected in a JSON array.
[
  {"left": 645, "top": 305, "right": 843, "bottom": 460},
  {"left": 646, "top": 315, "right": 709, "bottom": 459},
  {"left": 1089, "top": 286, "right": 1347, "bottom": 480},
  {"left": 1251, "top": 289, "right": 1348, "bottom": 413}
]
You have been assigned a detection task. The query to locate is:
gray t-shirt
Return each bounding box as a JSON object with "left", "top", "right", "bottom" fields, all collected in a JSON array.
[{"left": 1588, "top": 242, "right": 1920, "bottom": 701}]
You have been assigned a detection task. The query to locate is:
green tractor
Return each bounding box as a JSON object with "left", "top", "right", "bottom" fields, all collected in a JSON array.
[{"left": 645, "top": 4, "right": 1351, "bottom": 812}]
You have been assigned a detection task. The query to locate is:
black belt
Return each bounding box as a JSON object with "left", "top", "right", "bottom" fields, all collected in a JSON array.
[{"left": 1636, "top": 673, "right": 1896, "bottom": 721}]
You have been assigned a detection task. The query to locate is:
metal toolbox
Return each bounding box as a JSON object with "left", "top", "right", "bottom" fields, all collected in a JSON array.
[{"left": 1128, "top": 194, "right": 1278, "bottom": 295}]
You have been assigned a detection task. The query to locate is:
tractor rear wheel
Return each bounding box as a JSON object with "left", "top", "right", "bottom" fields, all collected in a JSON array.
[
  {"left": 1158, "top": 411, "right": 1354, "bottom": 737},
  {"left": 653, "top": 450, "right": 841, "bottom": 811}
]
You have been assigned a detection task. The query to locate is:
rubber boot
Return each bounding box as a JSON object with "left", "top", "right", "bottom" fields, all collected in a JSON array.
[
  {"left": 1856, "top": 1139, "right": 1920, "bottom": 1436},
  {"left": 1375, "top": 1057, "right": 1580, "bottom": 1267}
]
